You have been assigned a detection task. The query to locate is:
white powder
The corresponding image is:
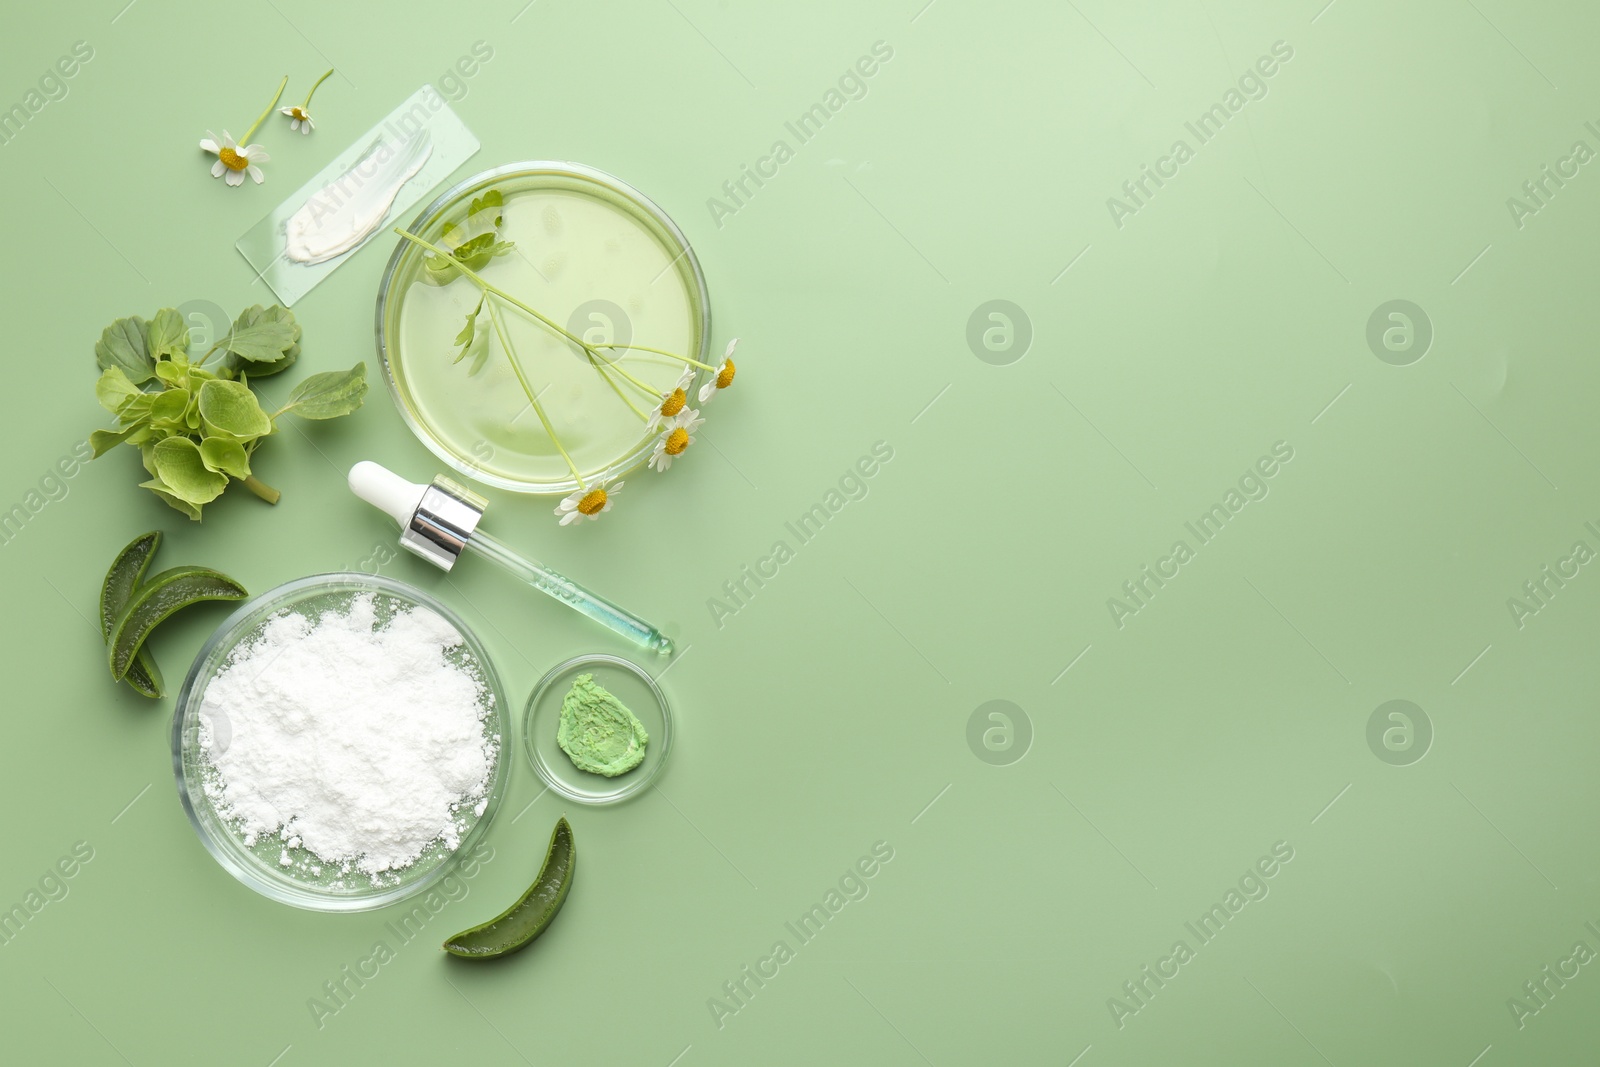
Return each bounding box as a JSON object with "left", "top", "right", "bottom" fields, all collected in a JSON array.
[{"left": 199, "top": 592, "right": 495, "bottom": 881}]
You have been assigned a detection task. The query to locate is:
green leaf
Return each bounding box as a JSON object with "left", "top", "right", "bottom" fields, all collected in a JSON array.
[
  {"left": 151, "top": 437, "right": 228, "bottom": 506},
  {"left": 116, "top": 392, "right": 156, "bottom": 424},
  {"left": 149, "top": 387, "right": 191, "bottom": 432},
  {"left": 425, "top": 253, "right": 462, "bottom": 283},
  {"left": 146, "top": 308, "right": 190, "bottom": 361},
  {"left": 452, "top": 296, "right": 484, "bottom": 364},
  {"left": 452, "top": 233, "right": 498, "bottom": 269},
  {"left": 125, "top": 423, "right": 160, "bottom": 448},
  {"left": 95, "top": 367, "right": 142, "bottom": 413},
  {"left": 219, "top": 305, "right": 300, "bottom": 365},
  {"left": 90, "top": 425, "right": 141, "bottom": 457},
  {"left": 226, "top": 343, "right": 298, "bottom": 379},
  {"left": 279, "top": 362, "right": 369, "bottom": 420},
  {"left": 468, "top": 188, "right": 503, "bottom": 227},
  {"left": 138, "top": 479, "right": 203, "bottom": 521},
  {"left": 198, "top": 378, "right": 272, "bottom": 439},
  {"left": 154, "top": 358, "right": 189, "bottom": 387},
  {"left": 95, "top": 316, "right": 155, "bottom": 384},
  {"left": 424, "top": 203, "right": 515, "bottom": 283},
  {"left": 199, "top": 437, "right": 251, "bottom": 479}
]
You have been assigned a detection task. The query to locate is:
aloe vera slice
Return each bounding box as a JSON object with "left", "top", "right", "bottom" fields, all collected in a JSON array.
[
  {"left": 100, "top": 531, "right": 165, "bottom": 698},
  {"left": 443, "top": 818, "right": 575, "bottom": 959},
  {"left": 108, "top": 566, "right": 248, "bottom": 681}
]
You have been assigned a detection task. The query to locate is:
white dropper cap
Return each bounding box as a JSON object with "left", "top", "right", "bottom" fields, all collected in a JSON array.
[{"left": 348, "top": 461, "right": 427, "bottom": 527}]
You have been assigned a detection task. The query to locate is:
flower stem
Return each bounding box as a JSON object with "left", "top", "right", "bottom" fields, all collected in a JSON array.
[
  {"left": 301, "top": 68, "right": 334, "bottom": 108},
  {"left": 483, "top": 299, "right": 584, "bottom": 488},
  {"left": 591, "top": 356, "right": 666, "bottom": 399},
  {"left": 242, "top": 475, "right": 281, "bottom": 505},
  {"left": 597, "top": 343, "right": 715, "bottom": 370},
  {"left": 240, "top": 76, "right": 288, "bottom": 144},
  {"left": 587, "top": 353, "right": 651, "bottom": 421}
]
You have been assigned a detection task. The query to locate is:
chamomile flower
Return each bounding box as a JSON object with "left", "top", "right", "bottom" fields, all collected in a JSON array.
[
  {"left": 556, "top": 479, "right": 623, "bottom": 525},
  {"left": 280, "top": 105, "right": 315, "bottom": 134},
  {"left": 200, "top": 130, "right": 271, "bottom": 186},
  {"left": 697, "top": 338, "right": 739, "bottom": 403},
  {"left": 279, "top": 70, "right": 333, "bottom": 135},
  {"left": 649, "top": 409, "right": 705, "bottom": 472},
  {"left": 647, "top": 368, "right": 696, "bottom": 430},
  {"left": 199, "top": 76, "right": 286, "bottom": 187}
]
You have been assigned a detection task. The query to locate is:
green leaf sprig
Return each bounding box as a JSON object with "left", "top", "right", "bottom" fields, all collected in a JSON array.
[
  {"left": 425, "top": 190, "right": 514, "bottom": 286},
  {"left": 91, "top": 304, "right": 368, "bottom": 520}
]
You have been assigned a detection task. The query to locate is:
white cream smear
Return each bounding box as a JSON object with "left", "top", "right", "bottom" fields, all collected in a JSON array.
[{"left": 285, "top": 133, "right": 433, "bottom": 265}]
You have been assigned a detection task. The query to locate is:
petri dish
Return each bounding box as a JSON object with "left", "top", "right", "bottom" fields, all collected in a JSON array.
[
  {"left": 524, "top": 654, "right": 673, "bottom": 805},
  {"left": 375, "top": 161, "right": 711, "bottom": 495},
  {"left": 171, "top": 573, "right": 510, "bottom": 912}
]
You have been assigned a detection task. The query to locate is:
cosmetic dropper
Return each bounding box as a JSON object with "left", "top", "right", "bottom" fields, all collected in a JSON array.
[{"left": 348, "top": 461, "right": 674, "bottom": 655}]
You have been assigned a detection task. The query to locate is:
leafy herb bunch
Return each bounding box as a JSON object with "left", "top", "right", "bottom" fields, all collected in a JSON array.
[{"left": 91, "top": 304, "right": 367, "bottom": 519}]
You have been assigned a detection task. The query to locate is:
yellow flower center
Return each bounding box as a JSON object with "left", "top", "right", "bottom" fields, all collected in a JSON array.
[
  {"left": 665, "top": 428, "right": 690, "bottom": 455},
  {"left": 576, "top": 488, "right": 608, "bottom": 515},
  {"left": 660, "top": 389, "right": 686, "bottom": 418},
  {"left": 716, "top": 359, "right": 736, "bottom": 390},
  {"left": 218, "top": 147, "right": 249, "bottom": 171},
  {"left": 289, "top": 107, "right": 309, "bottom": 120}
]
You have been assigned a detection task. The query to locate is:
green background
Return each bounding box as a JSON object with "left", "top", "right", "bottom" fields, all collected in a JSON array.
[{"left": 2, "top": 0, "right": 1598, "bottom": 1063}]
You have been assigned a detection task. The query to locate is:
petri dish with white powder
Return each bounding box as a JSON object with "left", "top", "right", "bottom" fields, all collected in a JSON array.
[{"left": 172, "top": 573, "right": 510, "bottom": 912}]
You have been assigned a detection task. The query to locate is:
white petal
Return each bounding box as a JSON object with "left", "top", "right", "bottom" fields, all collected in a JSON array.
[
  {"left": 559, "top": 510, "right": 582, "bottom": 525},
  {"left": 222, "top": 130, "right": 237, "bottom": 148},
  {"left": 199, "top": 137, "right": 219, "bottom": 153},
  {"left": 211, "top": 160, "right": 226, "bottom": 177},
  {"left": 303, "top": 118, "right": 315, "bottom": 132},
  {"left": 698, "top": 382, "right": 716, "bottom": 403},
  {"left": 279, "top": 107, "right": 295, "bottom": 117},
  {"left": 610, "top": 481, "right": 624, "bottom": 496},
  {"left": 225, "top": 168, "right": 245, "bottom": 186},
  {"left": 243, "top": 145, "right": 269, "bottom": 162},
  {"left": 247, "top": 165, "right": 264, "bottom": 184},
  {"left": 724, "top": 337, "right": 740, "bottom": 358}
]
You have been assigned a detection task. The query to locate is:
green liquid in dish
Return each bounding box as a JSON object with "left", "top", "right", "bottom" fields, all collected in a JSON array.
[
  {"left": 393, "top": 185, "right": 701, "bottom": 486},
  {"left": 557, "top": 673, "right": 648, "bottom": 777}
]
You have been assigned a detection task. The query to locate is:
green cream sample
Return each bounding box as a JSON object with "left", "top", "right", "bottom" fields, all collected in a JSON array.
[{"left": 557, "top": 674, "right": 648, "bottom": 777}]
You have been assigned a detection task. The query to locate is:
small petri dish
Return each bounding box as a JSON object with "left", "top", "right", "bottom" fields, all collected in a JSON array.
[
  {"left": 375, "top": 161, "right": 711, "bottom": 495},
  {"left": 171, "top": 573, "right": 510, "bottom": 912},
  {"left": 524, "top": 654, "right": 673, "bottom": 805}
]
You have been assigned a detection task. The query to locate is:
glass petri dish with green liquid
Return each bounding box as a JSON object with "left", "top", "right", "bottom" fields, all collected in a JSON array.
[{"left": 375, "top": 162, "right": 710, "bottom": 494}]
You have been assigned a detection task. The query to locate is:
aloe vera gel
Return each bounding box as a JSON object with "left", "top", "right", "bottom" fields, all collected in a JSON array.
[{"left": 557, "top": 674, "right": 648, "bottom": 777}]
